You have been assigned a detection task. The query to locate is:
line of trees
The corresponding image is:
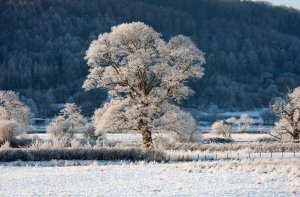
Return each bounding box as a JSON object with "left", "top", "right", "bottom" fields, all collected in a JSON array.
[{"left": 1, "top": 23, "right": 300, "bottom": 148}]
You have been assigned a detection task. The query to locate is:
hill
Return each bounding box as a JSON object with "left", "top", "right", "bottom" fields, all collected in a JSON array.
[{"left": 1, "top": 0, "right": 300, "bottom": 115}]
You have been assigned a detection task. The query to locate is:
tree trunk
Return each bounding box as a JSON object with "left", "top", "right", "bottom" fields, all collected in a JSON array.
[
  {"left": 292, "top": 130, "right": 300, "bottom": 143},
  {"left": 138, "top": 100, "right": 153, "bottom": 149},
  {"left": 141, "top": 129, "right": 153, "bottom": 149}
]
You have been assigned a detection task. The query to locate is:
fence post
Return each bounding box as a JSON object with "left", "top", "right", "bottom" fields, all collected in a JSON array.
[
  {"left": 248, "top": 152, "right": 250, "bottom": 159},
  {"left": 260, "top": 152, "right": 261, "bottom": 158},
  {"left": 226, "top": 153, "right": 228, "bottom": 160},
  {"left": 198, "top": 154, "right": 200, "bottom": 161},
  {"left": 237, "top": 153, "right": 239, "bottom": 160},
  {"left": 294, "top": 152, "right": 296, "bottom": 157},
  {"left": 215, "top": 153, "right": 218, "bottom": 160},
  {"left": 270, "top": 151, "right": 272, "bottom": 158},
  {"left": 281, "top": 148, "right": 284, "bottom": 158}
]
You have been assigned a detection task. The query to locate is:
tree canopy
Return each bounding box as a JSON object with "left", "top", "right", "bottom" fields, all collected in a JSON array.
[{"left": 271, "top": 87, "right": 300, "bottom": 141}]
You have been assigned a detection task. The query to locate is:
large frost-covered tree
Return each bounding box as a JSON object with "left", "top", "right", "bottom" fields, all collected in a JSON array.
[
  {"left": 84, "top": 22, "right": 205, "bottom": 148},
  {"left": 0, "top": 91, "right": 32, "bottom": 142},
  {"left": 271, "top": 87, "right": 300, "bottom": 142}
]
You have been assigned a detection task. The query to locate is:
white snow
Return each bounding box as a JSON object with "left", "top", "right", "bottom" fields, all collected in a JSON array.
[
  {"left": 231, "top": 133, "right": 272, "bottom": 142},
  {"left": 0, "top": 159, "right": 298, "bottom": 196},
  {"left": 203, "top": 133, "right": 274, "bottom": 142},
  {"left": 24, "top": 133, "right": 274, "bottom": 143}
]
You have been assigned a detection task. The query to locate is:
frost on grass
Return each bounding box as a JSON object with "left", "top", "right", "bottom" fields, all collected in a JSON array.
[
  {"left": 176, "top": 159, "right": 300, "bottom": 194},
  {"left": 0, "top": 159, "right": 298, "bottom": 196}
]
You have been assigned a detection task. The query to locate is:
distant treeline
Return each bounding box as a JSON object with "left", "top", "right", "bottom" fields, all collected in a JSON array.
[{"left": 1, "top": 0, "right": 300, "bottom": 116}]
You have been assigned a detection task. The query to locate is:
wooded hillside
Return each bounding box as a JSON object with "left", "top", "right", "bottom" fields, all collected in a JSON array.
[{"left": 1, "top": 0, "right": 300, "bottom": 115}]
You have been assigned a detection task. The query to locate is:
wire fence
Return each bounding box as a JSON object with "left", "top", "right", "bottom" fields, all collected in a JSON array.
[{"left": 165, "top": 150, "right": 300, "bottom": 162}]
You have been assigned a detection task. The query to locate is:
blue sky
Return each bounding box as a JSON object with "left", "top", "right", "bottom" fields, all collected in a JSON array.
[{"left": 252, "top": 0, "right": 300, "bottom": 10}]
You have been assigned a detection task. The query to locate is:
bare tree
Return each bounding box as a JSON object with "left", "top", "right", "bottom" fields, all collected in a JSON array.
[
  {"left": 84, "top": 22, "right": 205, "bottom": 148},
  {"left": 0, "top": 91, "right": 32, "bottom": 143},
  {"left": 238, "top": 114, "right": 254, "bottom": 132},
  {"left": 211, "top": 120, "right": 231, "bottom": 138},
  {"left": 225, "top": 116, "right": 238, "bottom": 131},
  {"left": 271, "top": 87, "right": 300, "bottom": 142},
  {"left": 46, "top": 103, "right": 93, "bottom": 141}
]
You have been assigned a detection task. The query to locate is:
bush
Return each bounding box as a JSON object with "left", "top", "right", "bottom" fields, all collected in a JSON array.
[
  {"left": 0, "top": 120, "right": 22, "bottom": 143},
  {"left": 257, "top": 137, "right": 279, "bottom": 143},
  {"left": 0, "top": 147, "right": 165, "bottom": 162},
  {"left": 204, "top": 137, "right": 235, "bottom": 144},
  {"left": 165, "top": 142, "right": 300, "bottom": 152},
  {"left": 211, "top": 121, "right": 231, "bottom": 137},
  {"left": 47, "top": 103, "right": 94, "bottom": 141}
]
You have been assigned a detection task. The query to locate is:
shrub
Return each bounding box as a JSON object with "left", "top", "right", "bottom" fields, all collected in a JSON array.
[
  {"left": 47, "top": 103, "right": 94, "bottom": 141},
  {"left": 211, "top": 120, "right": 231, "bottom": 137},
  {"left": 238, "top": 114, "right": 254, "bottom": 132},
  {"left": 0, "top": 120, "right": 22, "bottom": 143},
  {"left": 204, "top": 137, "right": 235, "bottom": 144},
  {"left": 0, "top": 91, "right": 33, "bottom": 143},
  {"left": 257, "top": 137, "right": 279, "bottom": 143},
  {"left": 0, "top": 147, "right": 166, "bottom": 162}
]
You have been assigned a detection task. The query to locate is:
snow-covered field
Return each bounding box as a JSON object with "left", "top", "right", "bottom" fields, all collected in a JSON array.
[
  {"left": 0, "top": 159, "right": 299, "bottom": 196},
  {"left": 203, "top": 133, "right": 273, "bottom": 142},
  {"left": 25, "top": 133, "right": 274, "bottom": 143},
  {"left": 199, "top": 125, "right": 274, "bottom": 133}
]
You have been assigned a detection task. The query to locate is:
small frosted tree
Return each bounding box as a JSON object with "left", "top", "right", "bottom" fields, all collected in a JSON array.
[
  {"left": 0, "top": 120, "right": 22, "bottom": 143},
  {"left": 84, "top": 22, "right": 205, "bottom": 148},
  {"left": 226, "top": 117, "right": 238, "bottom": 125},
  {"left": 225, "top": 116, "right": 238, "bottom": 130},
  {"left": 0, "top": 91, "right": 32, "bottom": 142},
  {"left": 46, "top": 103, "right": 93, "bottom": 140},
  {"left": 226, "top": 115, "right": 254, "bottom": 133},
  {"left": 0, "top": 91, "right": 32, "bottom": 125},
  {"left": 238, "top": 114, "right": 254, "bottom": 132},
  {"left": 211, "top": 120, "right": 231, "bottom": 138},
  {"left": 271, "top": 87, "right": 300, "bottom": 142}
]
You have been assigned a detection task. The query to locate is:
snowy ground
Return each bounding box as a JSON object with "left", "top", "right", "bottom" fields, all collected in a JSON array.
[
  {"left": 199, "top": 125, "right": 274, "bottom": 133},
  {"left": 24, "top": 133, "right": 274, "bottom": 143},
  {"left": 0, "top": 159, "right": 299, "bottom": 196},
  {"left": 203, "top": 133, "right": 273, "bottom": 142}
]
